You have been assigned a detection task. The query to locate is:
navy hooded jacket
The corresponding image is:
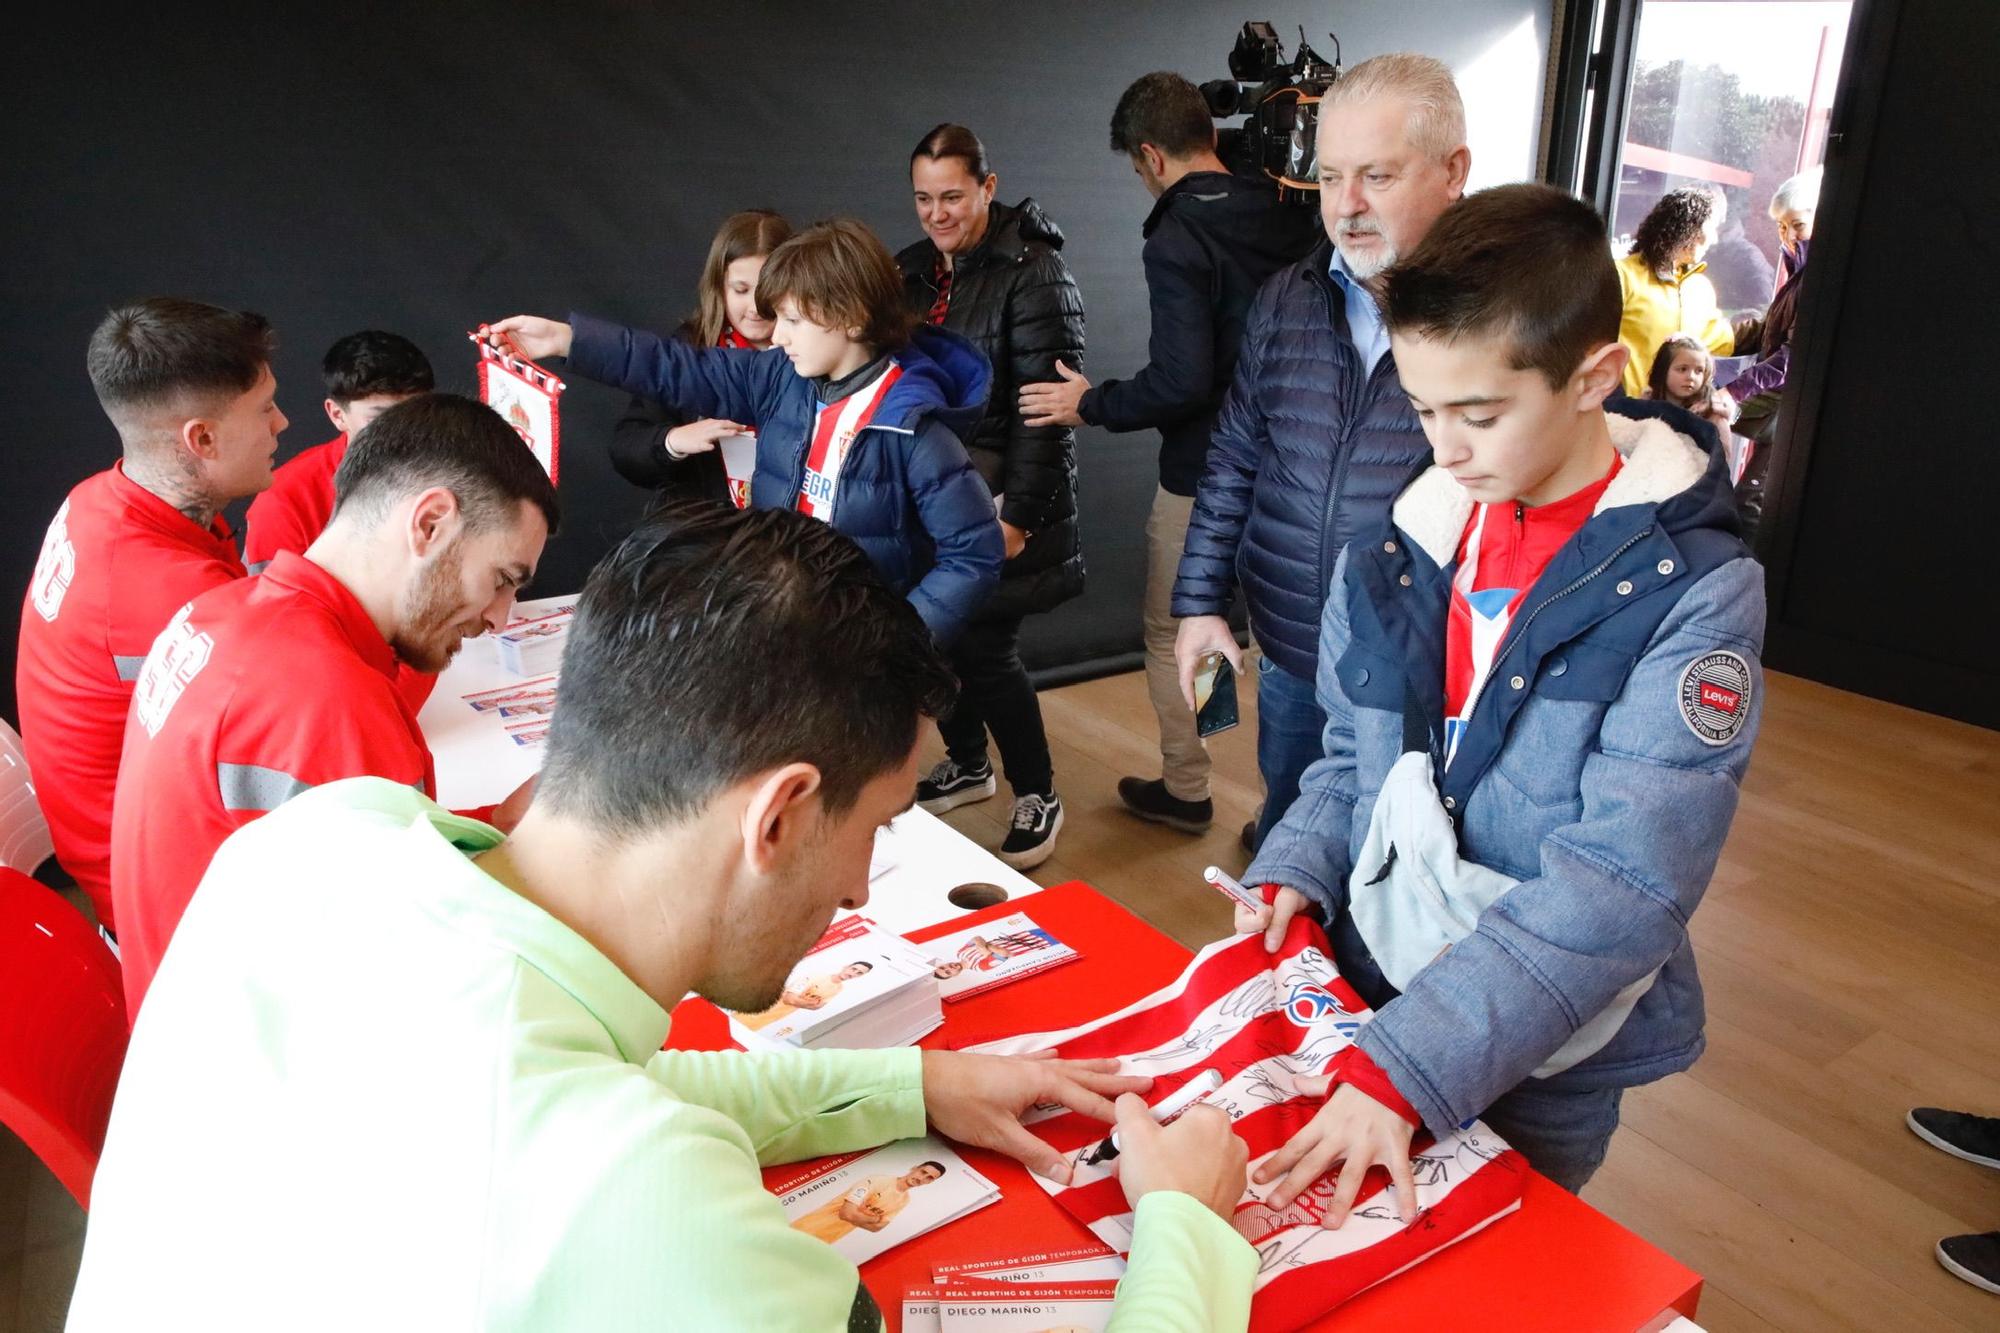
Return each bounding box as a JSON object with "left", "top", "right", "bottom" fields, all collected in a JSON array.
[
  {"left": 1248, "top": 401, "right": 1765, "bottom": 1135},
  {"left": 567, "top": 314, "right": 1004, "bottom": 644},
  {"left": 1170, "top": 240, "right": 1433, "bottom": 678},
  {"left": 1079, "top": 172, "right": 1320, "bottom": 496}
]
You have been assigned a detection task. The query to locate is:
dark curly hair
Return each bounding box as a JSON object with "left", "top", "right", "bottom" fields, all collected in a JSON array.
[{"left": 1631, "top": 187, "right": 1717, "bottom": 281}]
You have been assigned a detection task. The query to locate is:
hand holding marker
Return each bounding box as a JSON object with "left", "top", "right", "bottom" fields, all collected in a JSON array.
[
  {"left": 1081, "top": 1069, "right": 1226, "bottom": 1166},
  {"left": 1203, "top": 865, "right": 1265, "bottom": 912}
]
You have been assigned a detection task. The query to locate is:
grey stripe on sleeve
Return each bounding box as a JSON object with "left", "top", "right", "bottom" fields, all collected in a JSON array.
[
  {"left": 113, "top": 655, "right": 149, "bottom": 682},
  {"left": 216, "top": 762, "right": 314, "bottom": 813}
]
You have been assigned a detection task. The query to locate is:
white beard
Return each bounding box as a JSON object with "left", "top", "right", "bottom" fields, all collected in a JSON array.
[{"left": 1335, "top": 228, "right": 1398, "bottom": 280}]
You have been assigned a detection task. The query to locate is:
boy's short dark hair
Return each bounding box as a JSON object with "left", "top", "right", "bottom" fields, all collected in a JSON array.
[
  {"left": 538, "top": 501, "right": 956, "bottom": 832},
  {"left": 322, "top": 331, "right": 435, "bottom": 406},
  {"left": 756, "top": 219, "right": 916, "bottom": 354},
  {"left": 86, "top": 297, "right": 276, "bottom": 420},
  {"left": 1109, "top": 72, "right": 1216, "bottom": 159},
  {"left": 330, "top": 393, "right": 560, "bottom": 536},
  {"left": 1379, "top": 183, "right": 1622, "bottom": 390}
]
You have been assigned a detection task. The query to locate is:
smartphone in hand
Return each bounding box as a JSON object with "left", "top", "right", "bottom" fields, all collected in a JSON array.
[{"left": 1193, "top": 651, "right": 1239, "bottom": 738}]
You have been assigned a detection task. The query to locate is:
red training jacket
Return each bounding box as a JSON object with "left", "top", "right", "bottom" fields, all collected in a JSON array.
[
  {"left": 110, "top": 549, "right": 436, "bottom": 1017},
  {"left": 14, "top": 464, "right": 245, "bottom": 925},
  {"left": 240, "top": 432, "right": 437, "bottom": 710},
  {"left": 242, "top": 434, "right": 346, "bottom": 573}
]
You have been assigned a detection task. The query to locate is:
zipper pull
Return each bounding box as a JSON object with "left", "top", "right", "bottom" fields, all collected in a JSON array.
[{"left": 1514, "top": 501, "right": 1525, "bottom": 526}]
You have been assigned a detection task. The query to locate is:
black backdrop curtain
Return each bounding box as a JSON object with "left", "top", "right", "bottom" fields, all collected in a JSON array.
[{"left": 0, "top": 2, "right": 1550, "bottom": 721}]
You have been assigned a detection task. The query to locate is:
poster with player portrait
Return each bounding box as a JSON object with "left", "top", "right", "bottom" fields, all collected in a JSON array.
[{"left": 471, "top": 330, "right": 564, "bottom": 484}]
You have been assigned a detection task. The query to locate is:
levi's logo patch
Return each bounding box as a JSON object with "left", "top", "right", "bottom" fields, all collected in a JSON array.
[
  {"left": 1678, "top": 650, "right": 1753, "bottom": 745},
  {"left": 1698, "top": 681, "right": 1742, "bottom": 714}
]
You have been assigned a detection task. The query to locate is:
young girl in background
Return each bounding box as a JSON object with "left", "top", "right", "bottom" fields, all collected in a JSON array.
[
  {"left": 1646, "top": 333, "right": 1737, "bottom": 436},
  {"left": 610, "top": 209, "right": 793, "bottom": 507}
]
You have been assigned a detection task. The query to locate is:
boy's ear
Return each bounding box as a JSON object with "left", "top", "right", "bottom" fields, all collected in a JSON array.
[{"left": 1574, "top": 343, "right": 1627, "bottom": 412}]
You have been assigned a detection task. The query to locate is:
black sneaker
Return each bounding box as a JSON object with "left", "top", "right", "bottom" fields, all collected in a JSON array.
[
  {"left": 1116, "top": 777, "right": 1212, "bottom": 834},
  {"left": 917, "top": 757, "right": 995, "bottom": 815},
  {"left": 1936, "top": 1232, "right": 2000, "bottom": 1295},
  {"left": 999, "top": 792, "right": 1064, "bottom": 870},
  {"left": 1908, "top": 1107, "right": 2000, "bottom": 1169},
  {"left": 1241, "top": 819, "right": 1261, "bottom": 855}
]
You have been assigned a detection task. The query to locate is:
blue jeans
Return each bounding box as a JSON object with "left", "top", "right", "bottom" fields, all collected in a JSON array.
[
  {"left": 1254, "top": 656, "right": 1327, "bottom": 849},
  {"left": 1477, "top": 1082, "right": 1625, "bottom": 1192}
]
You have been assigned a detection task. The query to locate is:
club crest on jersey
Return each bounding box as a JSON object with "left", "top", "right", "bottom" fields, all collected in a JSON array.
[
  {"left": 1283, "top": 979, "right": 1354, "bottom": 1029},
  {"left": 1677, "top": 650, "right": 1752, "bottom": 745}
]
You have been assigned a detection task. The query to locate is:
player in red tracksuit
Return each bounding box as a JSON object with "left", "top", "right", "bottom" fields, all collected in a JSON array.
[
  {"left": 242, "top": 331, "right": 433, "bottom": 573},
  {"left": 15, "top": 299, "right": 285, "bottom": 931},
  {"left": 244, "top": 330, "right": 438, "bottom": 710},
  {"left": 111, "top": 393, "right": 559, "bottom": 1016}
]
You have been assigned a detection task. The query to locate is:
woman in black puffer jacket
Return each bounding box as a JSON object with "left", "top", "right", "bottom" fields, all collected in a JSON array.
[{"left": 897, "top": 123, "right": 1085, "bottom": 872}]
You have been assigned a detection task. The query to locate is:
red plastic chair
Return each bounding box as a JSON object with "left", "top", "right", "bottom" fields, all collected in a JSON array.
[{"left": 0, "top": 866, "right": 128, "bottom": 1209}]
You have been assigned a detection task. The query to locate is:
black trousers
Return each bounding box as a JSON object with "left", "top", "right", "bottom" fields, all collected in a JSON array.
[{"left": 938, "top": 614, "right": 1054, "bottom": 797}]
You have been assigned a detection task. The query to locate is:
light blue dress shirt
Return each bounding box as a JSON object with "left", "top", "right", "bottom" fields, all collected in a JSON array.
[{"left": 1329, "top": 249, "right": 1391, "bottom": 376}]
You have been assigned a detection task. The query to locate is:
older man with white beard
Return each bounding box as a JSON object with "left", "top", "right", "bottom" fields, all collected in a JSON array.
[{"left": 1171, "top": 53, "right": 1470, "bottom": 853}]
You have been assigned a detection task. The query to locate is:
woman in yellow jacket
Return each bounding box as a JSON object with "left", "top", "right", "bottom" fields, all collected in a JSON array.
[{"left": 1616, "top": 187, "right": 1734, "bottom": 396}]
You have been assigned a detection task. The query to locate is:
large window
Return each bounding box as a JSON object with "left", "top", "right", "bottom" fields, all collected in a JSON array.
[{"left": 1610, "top": 1, "right": 1851, "bottom": 310}]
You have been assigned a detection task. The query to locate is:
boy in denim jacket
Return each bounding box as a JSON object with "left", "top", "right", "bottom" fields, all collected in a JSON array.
[{"left": 1236, "top": 184, "right": 1764, "bottom": 1220}]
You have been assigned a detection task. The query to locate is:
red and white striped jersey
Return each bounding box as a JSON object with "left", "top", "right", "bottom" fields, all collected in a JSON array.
[
  {"left": 796, "top": 363, "right": 903, "bottom": 523},
  {"left": 969, "top": 919, "right": 1528, "bottom": 1330}
]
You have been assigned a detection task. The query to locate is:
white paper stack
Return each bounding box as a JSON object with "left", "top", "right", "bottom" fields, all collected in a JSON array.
[
  {"left": 904, "top": 1243, "right": 1128, "bottom": 1332},
  {"left": 492, "top": 604, "right": 574, "bottom": 676},
  {"left": 728, "top": 916, "right": 941, "bottom": 1050},
  {"left": 771, "top": 1135, "right": 1000, "bottom": 1265},
  {"left": 935, "top": 1281, "right": 1119, "bottom": 1331}
]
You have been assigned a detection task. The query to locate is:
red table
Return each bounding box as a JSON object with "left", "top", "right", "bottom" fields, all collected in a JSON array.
[{"left": 667, "top": 881, "right": 1704, "bottom": 1332}]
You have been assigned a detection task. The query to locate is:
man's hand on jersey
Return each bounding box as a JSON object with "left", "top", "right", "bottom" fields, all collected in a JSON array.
[
  {"left": 1175, "top": 615, "right": 1244, "bottom": 711},
  {"left": 922, "top": 1050, "right": 1151, "bottom": 1184},
  {"left": 1113, "top": 1096, "right": 1249, "bottom": 1222},
  {"left": 1256, "top": 1080, "right": 1418, "bottom": 1227},
  {"left": 1235, "top": 886, "right": 1311, "bottom": 953},
  {"left": 482, "top": 316, "right": 573, "bottom": 361}
]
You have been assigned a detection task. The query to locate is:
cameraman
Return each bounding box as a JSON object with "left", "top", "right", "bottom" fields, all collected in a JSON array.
[{"left": 1020, "top": 72, "right": 1317, "bottom": 837}]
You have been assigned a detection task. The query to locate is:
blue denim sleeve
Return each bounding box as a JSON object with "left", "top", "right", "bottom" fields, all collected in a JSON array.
[
  {"left": 1356, "top": 557, "right": 1767, "bottom": 1134},
  {"left": 1243, "top": 545, "right": 1360, "bottom": 914}
]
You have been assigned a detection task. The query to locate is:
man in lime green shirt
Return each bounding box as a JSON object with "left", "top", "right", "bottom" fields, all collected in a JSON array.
[{"left": 69, "top": 504, "right": 1257, "bottom": 1331}]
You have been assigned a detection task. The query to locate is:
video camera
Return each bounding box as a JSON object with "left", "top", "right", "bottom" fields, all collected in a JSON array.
[{"left": 1200, "top": 21, "right": 1343, "bottom": 199}]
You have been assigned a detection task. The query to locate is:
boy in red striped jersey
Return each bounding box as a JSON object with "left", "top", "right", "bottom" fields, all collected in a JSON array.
[{"left": 485, "top": 219, "right": 1003, "bottom": 649}]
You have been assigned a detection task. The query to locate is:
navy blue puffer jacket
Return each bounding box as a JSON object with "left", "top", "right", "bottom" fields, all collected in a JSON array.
[
  {"left": 568, "top": 314, "right": 1003, "bottom": 644},
  {"left": 1170, "top": 241, "right": 1431, "bottom": 679}
]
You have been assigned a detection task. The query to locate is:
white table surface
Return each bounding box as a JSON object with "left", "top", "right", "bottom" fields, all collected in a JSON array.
[{"left": 422, "top": 595, "right": 1035, "bottom": 936}]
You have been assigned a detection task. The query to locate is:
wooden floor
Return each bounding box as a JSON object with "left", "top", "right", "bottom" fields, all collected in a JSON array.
[
  {"left": 923, "top": 665, "right": 2000, "bottom": 1331},
  {"left": 3, "top": 666, "right": 1994, "bottom": 1330}
]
